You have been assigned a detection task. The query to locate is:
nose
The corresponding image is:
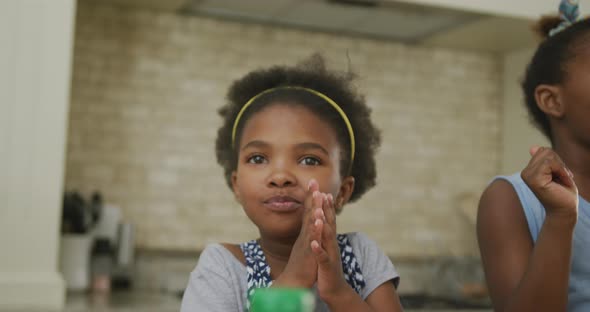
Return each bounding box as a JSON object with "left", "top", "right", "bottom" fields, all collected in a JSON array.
[{"left": 267, "top": 163, "right": 297, "bottom": 188}]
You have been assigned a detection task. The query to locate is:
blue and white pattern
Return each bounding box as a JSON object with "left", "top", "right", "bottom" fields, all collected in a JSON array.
[
  {"left": 337, "top": 234, "right": 365, "bottom": 294},
  {"left": 240, "top": 233, "right": 366, "bottom": 311},
  {"left": 241, "top": 239, "right": 273, "bottom": 310}
]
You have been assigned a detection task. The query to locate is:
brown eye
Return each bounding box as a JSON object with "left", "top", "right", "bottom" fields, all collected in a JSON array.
[
  {"left": 299, "top": 156, "right": 321, "bottom": 166},
  {"left": 247, "top": 155, "right": 267, "bottom": 164}
]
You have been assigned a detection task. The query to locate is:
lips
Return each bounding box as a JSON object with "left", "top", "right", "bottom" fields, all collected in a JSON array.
[{"left": 263, "top": 196, "right": 302, "bottom": 212}]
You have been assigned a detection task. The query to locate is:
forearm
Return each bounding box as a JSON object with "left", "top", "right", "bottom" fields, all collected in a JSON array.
[
  {"left": 323, "top": 286, "right": 375, "bottom": 312},
  {"left": 271, "top": 271, "right": 314, "bottom": 289},
  {"left": 322, "top": 286, "right": 403, "bottom": 312},
  {"left": 270, "top": 278, "right": 309, "bottom": 289},
  {"left": 501, "top": 215, "right": 575, "bottom": 312}
]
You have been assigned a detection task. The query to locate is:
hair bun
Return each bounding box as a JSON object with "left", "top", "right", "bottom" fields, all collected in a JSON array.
[{"left": 533, "top": 15, "right": 564, "bottom": 39}]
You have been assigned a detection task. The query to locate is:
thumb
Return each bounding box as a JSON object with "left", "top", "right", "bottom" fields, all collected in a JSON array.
[
  {"left": 308, "top": 179, "right": 319, "bottom": 193},
  {"left": 529, "top": 145, "right": 541, "bottom": 157}
]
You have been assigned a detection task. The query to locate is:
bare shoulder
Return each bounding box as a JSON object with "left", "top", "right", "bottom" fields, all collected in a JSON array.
[
  {"left": 477, "top": 179, "right": 529, "bottom": 230},
  {"left": 477, "top": 179, "right": 534, "bottom": 309},
  {"left": 477, "top": 178, "right": 534, "bottom": 247}
]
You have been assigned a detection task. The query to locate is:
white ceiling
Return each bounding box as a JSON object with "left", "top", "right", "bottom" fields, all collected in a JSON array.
[{"left": 90, "top": 0, "right": 537, "bottom": 53}]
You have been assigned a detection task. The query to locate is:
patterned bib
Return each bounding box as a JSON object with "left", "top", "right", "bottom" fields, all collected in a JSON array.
[{"left": 240, "top": 234, "right": 366, "bottom": 310}]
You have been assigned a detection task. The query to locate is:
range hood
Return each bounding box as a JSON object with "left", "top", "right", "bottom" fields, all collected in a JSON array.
[
  {"left": 89, "top": 0, "right": 537, "bottom": 52},
  {"left": 180, "top": 0, "right": 482, "bottom": 44}
]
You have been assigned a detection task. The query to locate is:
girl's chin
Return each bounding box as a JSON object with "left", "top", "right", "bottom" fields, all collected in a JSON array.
[{"left": 259, "top": 226, "right": 302, "bottom": 242}]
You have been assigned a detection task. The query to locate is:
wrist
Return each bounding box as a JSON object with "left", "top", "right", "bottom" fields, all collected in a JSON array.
[
  {"left": 545, "top": 211, "right": 577, "bottom": 229},
  {"left": 320, "top": 280, "right": 353, "bottom": 306},
  {"left": 273, "top": 272, "right": 313, "bottom": 289}
]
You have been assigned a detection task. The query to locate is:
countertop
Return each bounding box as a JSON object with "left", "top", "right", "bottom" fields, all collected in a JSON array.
[{"left": 59, "top": 291, "right": 491, "bottom": 312}]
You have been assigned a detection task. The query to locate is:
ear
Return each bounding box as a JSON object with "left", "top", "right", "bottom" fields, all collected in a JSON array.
[
  {"left": 534, "top": 84, "right": 566, "bottom": 118},
  {"left": 335, "top": 176, "right": 355, "bottom": 210},
  {"left": 231, "top": 171, "right": 241, "bottom": 202}
]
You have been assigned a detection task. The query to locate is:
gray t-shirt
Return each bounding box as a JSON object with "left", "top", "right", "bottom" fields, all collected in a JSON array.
[{"left": 180, "top": 232, "right": 399, "bottom": 312}]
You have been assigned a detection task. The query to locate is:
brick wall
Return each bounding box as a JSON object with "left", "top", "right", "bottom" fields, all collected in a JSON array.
[{"left": 66, "top": 1, "right": 501, "bottom": 258}]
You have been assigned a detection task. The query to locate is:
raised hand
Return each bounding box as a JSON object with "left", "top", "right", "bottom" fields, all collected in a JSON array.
[
  {"left": 521, "top": 146, "right": 578, "bottom": 219},
  {"left": 273, "top": 179, "right": 322, "bottom": 288},
  {"left": 310, "top": 192, "right": 349, "bottom": 302}
]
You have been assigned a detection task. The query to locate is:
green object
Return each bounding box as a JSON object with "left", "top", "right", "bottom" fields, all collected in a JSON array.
[{"left": 250, "top": 288, "right": 315, "bottom": 312}]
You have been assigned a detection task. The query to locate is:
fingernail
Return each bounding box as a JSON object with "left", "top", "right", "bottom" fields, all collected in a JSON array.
[
  {"left": 311, "top": 240, "right": 319, "bottom": 249},
  {"left": 308, "top": 179, "right": 317, "bottom": 191},
  {"left": 315, "top": 219, "right": 322, "bottom": 226},
  {"left": 315, "top": 208, "right": 323, "bottom": 217}
]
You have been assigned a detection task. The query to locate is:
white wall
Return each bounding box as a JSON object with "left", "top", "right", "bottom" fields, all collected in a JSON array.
[
  {"left": 0, "top": 0, "right": 75, "bottom": 310},
  {"left": 390, "top": 0, "right": 583, "bottom": 19},
  {"left": 500, "top": 47, "right": 550, "bottom": 175}
]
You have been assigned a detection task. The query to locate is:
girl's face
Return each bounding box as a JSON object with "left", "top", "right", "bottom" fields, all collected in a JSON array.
[
  {"left": 560, "top": 44, "right": 590, "bottom": 145},
  {"left": 231, "top": 103, "right": 354, "bottom": 241}
]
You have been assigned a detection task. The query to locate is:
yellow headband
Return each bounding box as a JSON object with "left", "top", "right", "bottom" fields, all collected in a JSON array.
[{"left": 231, "top": 86, "right": 355, "bottom": 164}]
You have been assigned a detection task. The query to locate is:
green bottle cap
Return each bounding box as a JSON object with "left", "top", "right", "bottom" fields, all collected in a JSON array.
[{"left": 250, "top": 288, "right": 315, "bottom": 312}]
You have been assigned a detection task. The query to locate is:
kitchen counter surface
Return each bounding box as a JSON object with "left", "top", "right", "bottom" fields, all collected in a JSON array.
[
  {"left": 60, "top": 291, "right": 491, "bottom": 312},
  {"left": 7, "top": 291, "right": 492, "bottom": 312}
]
